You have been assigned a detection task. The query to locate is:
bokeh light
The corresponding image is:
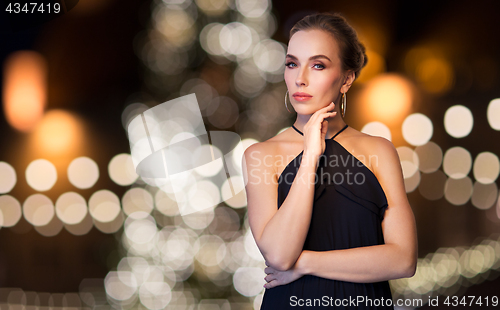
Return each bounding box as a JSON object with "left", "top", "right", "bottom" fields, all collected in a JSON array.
[
  {"left": 235, "top": 0, "right": 270, "bottom": 18},
  {"left": 416, "top": 56, "right": 454, "bottom": 94},
  {"left": 404, "top": 47, "right": 454, "bottom": 94},
  {"left": 444, "top": 105, "right": 473, "bottom": 138},
  {"left": 55, "top": 192, "right": 88, "bottom": 225},
  {"left": 444, "top": 177, "right": 473, "bottom": 206},
  {"left": 122, "top": 187, "right": 154, "bottom": 217},
  {"left": 487, "top": 98, "right": 500, "bottom": 130},
  {"left": 471, "top": 182, "right": 498, "bottom": 210},
  {"left": 414, "top": 142, "right": 443, "bottom": 173},
  {"left": 206, "top": 96, "right": 239, "bottom": 129},
  {"left": 35, "top": 214, "right": 64, "bottom": 237},
  {"left": 402, "top": 113, "right": 433, "bottom": 146},
  {"left": 473, "top": 152, "right": 500, "bottom": 184},
  {"left": 23, "top": 194, "right": 55, "bottom": 226},
  {"left": 64, "top": 211, "right": 93, "bottom": 236},
  {"left": 403, "top": 169, "right": 420, "bottom": 193},
  {"left": 443, "top": 147, "right": 472, "bottom": 179},
  {"left": 94, "top": 211, "right": 124, "bottom": 234},
  {"left": 68, "top": 157, "right": 99, "bottom": 189},
  {"left": 88, "top": 190, "right": 121, "bottom": 223},
  {"left": 0, "top": 195, "right": 22, "bottom": 227},
  {"left": 2, "top": 50, "right": 47, "bottom": 132},
  {"left": 196, "top": 0, "right": 229, "bottom": 16},
  {"left": 32, "top": 110, "right": 83, "bottom": 155},
  {"left": 108, "top": 154, "right": 139, "bottom": 186},
  {"left": 233, "top": 267, "right": 265, "bottom": 297},
  {"left": 154, "top": 189, "right": 180, "bottom": 216},
  {"left": 0, "top": 162, "right": 16, "bottom": 194},
  {"left": 397, "top": 146, "right": 419, "bottom": 179},
  {"left": 360, "top": 74, "right": 413, "bottom": 125},
  {"left": 153, "top": 5, "right": 196, "bottom": 49},
  {"left": 219, "top": 22, "right": 253, "bottom": 56},
  {"left": 26, "top": 159, "right": 57, "bottom": 192},
  {"left": 221, "top": 176, "right": 247, "bottom": 208}
]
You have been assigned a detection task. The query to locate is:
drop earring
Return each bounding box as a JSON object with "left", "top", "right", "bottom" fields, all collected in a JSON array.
[{"left": 341, "top": 92, "right": 347, "bottom": 118}]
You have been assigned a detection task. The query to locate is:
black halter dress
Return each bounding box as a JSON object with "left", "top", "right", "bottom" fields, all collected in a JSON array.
[{"left": 260, "top": 124, "right": 394, "bottom": 309}]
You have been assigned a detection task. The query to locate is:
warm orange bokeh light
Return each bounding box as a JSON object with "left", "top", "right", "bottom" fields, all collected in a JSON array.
[
  {"left": 360, "top": 73, "right": 414, "bottom": 125},
  {"left": 404, "top": 47, "right": 454, "bottom": 94},
  {"left": 2, "top": 50, "right": 47, "bottom": 132},
  {"left": 32, "top": 110, "right": 83, "bottom": 155},
  {"left": 416, "top": 57, "right": 453, "bottom": 94}
]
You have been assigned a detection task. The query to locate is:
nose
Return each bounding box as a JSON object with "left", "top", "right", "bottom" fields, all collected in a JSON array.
[{"left": 295, "top": 67, "right": 308, "bottom": 87}]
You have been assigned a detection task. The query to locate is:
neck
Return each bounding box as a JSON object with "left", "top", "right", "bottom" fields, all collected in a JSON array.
[{"left": 293, "top": 115, "right": 347, "bottom": 138}]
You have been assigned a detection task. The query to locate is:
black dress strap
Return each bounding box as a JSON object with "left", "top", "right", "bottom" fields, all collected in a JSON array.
[{"left": 291, "top": 124, "right": 348, "bottom": 140}]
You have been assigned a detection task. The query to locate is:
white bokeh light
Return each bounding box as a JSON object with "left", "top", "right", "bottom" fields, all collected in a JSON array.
[
  {"left": 397, "top": 146, "right": 420, "bottom": 179},
  {"left": 122, "top": 187, "right": 154, "bottom": 216},
  {"left": 108, "top": 154, "right": 139, "bottom": 186},
  {"left": 233, "top": 267, "right": 265, "bottom": 297},
  {"left": 219, "top": 22, "right": 253, "bottom": 55},
  {"left": 487, "top": 98, "right": 500, "bottom": 130},
  {"left": 88, "top": 190, "right": 121, "bottom": 223},
  {"left": 235, "top": 0, "right": 270, "bottom": 18},
  {"left": 68, "top": 157, "right": 99, "bottom": 189},
  {"left": 443, "top": 147, "right": 472, "bottom": 179},
  {"left": 23, "top": 194, "right": 55, "bottom": 226},
  {"left": 473, "top": 152, "right": 500, "bottom": 184},
  {"left": 444, "top": 105, "right": 473, "bottom": 138},
  {"left": 402, "top": 113, "right": 433, "bottom": 146},
  {"left": 0, "top": 162, "right": 16, "bottom": 194},
  {"left": 0, "top": 195, "right": 22, "bottom": 227},
  {"left": 26, "top": 159, "right": 57, "bottom": 191},
  {"left": 55, "top": 192, "right": 88, "bottom": 225}
]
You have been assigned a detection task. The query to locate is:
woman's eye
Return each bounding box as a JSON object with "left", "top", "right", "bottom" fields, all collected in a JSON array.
[
  {"left": 313, "top": 63, "right": 325, "bottom": 69},
  {"left": 285, "top": 62, "right": 296, "bottom": 68}
]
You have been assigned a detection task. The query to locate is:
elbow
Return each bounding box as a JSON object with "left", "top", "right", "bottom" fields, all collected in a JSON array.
[
  {"left": 266, "top": 254, "right": 294, "bottom": 271},
  {"left": 400, "top": 256, "right": 417, "bottom": 278}
]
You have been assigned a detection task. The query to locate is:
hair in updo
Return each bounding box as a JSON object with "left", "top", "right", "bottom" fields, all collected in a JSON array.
[{"left": 290, "top": 12, "right": 368, "bottom": 80}]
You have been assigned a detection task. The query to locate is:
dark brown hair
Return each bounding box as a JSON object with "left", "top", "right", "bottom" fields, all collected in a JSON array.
[{"left": 290, "top": 12, "right": 368, "bottom": 80}]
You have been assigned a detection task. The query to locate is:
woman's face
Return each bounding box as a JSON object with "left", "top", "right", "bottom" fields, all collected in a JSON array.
[{"left": 285, "top": 29, "right": 348, "bottom": 115}]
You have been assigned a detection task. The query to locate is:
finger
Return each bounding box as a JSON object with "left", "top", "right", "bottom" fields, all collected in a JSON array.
[
  {"left": 264, "top": 267, "right": 272, "bottom": 274},
  {"left": 265, "top": 260, "right": 269, "bottom": 267},
  {"left": 264, "top": 279, "right": 277, "bottom": 289},
  {"left": 264, "top": 274, "right": 275, "bottom": 283},
  {"left": 310, "top": 102, "right": 334, "bottom": 119}
]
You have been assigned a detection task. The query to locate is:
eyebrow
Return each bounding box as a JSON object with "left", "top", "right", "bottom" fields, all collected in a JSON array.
[{"left": 286, "top": 54, "right": 332, "bottom": 62}]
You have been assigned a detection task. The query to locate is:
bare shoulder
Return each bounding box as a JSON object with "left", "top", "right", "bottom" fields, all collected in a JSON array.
[
  {"left": 346, "top": 128, "right": 396, "bottom": 156},
  {"left": 339, "top": 127, "right": 399, "bottom": 175},
  {"left": 242, "top": 128, "right": 300, "bottom": 177}
]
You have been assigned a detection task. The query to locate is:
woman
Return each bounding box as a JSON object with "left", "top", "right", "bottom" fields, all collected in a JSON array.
[{"left": 242, "top": 12, "right": 417, "bottom": 309}]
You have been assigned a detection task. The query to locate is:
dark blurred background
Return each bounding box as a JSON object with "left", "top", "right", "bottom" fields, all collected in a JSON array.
[{"left": 1, "top": 0, "right": 500, "bottom": 309}]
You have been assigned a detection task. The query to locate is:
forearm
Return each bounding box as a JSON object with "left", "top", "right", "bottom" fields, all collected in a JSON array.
[
  {"left": 297, "top": 244, "right": 416, "bottom": 283},
  {"left": 259, "top": 153, "right": 318, "bottom": 270}
]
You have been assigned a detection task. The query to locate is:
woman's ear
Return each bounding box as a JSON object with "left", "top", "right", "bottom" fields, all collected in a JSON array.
[{"left": 340, "top": 71, "right": 355, "bottom": 93}]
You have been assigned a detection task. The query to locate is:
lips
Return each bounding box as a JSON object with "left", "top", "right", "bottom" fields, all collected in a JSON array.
[{"left": 292, "top": 92, "right": 312, "bottom": 101}]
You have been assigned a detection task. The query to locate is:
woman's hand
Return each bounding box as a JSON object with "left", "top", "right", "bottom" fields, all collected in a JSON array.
[
  {"left": 263, "top": 259, "right": 304, "bottom": 289},
  {"left": 302, "top": 102, "right": 336, "bottom": 160}
]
